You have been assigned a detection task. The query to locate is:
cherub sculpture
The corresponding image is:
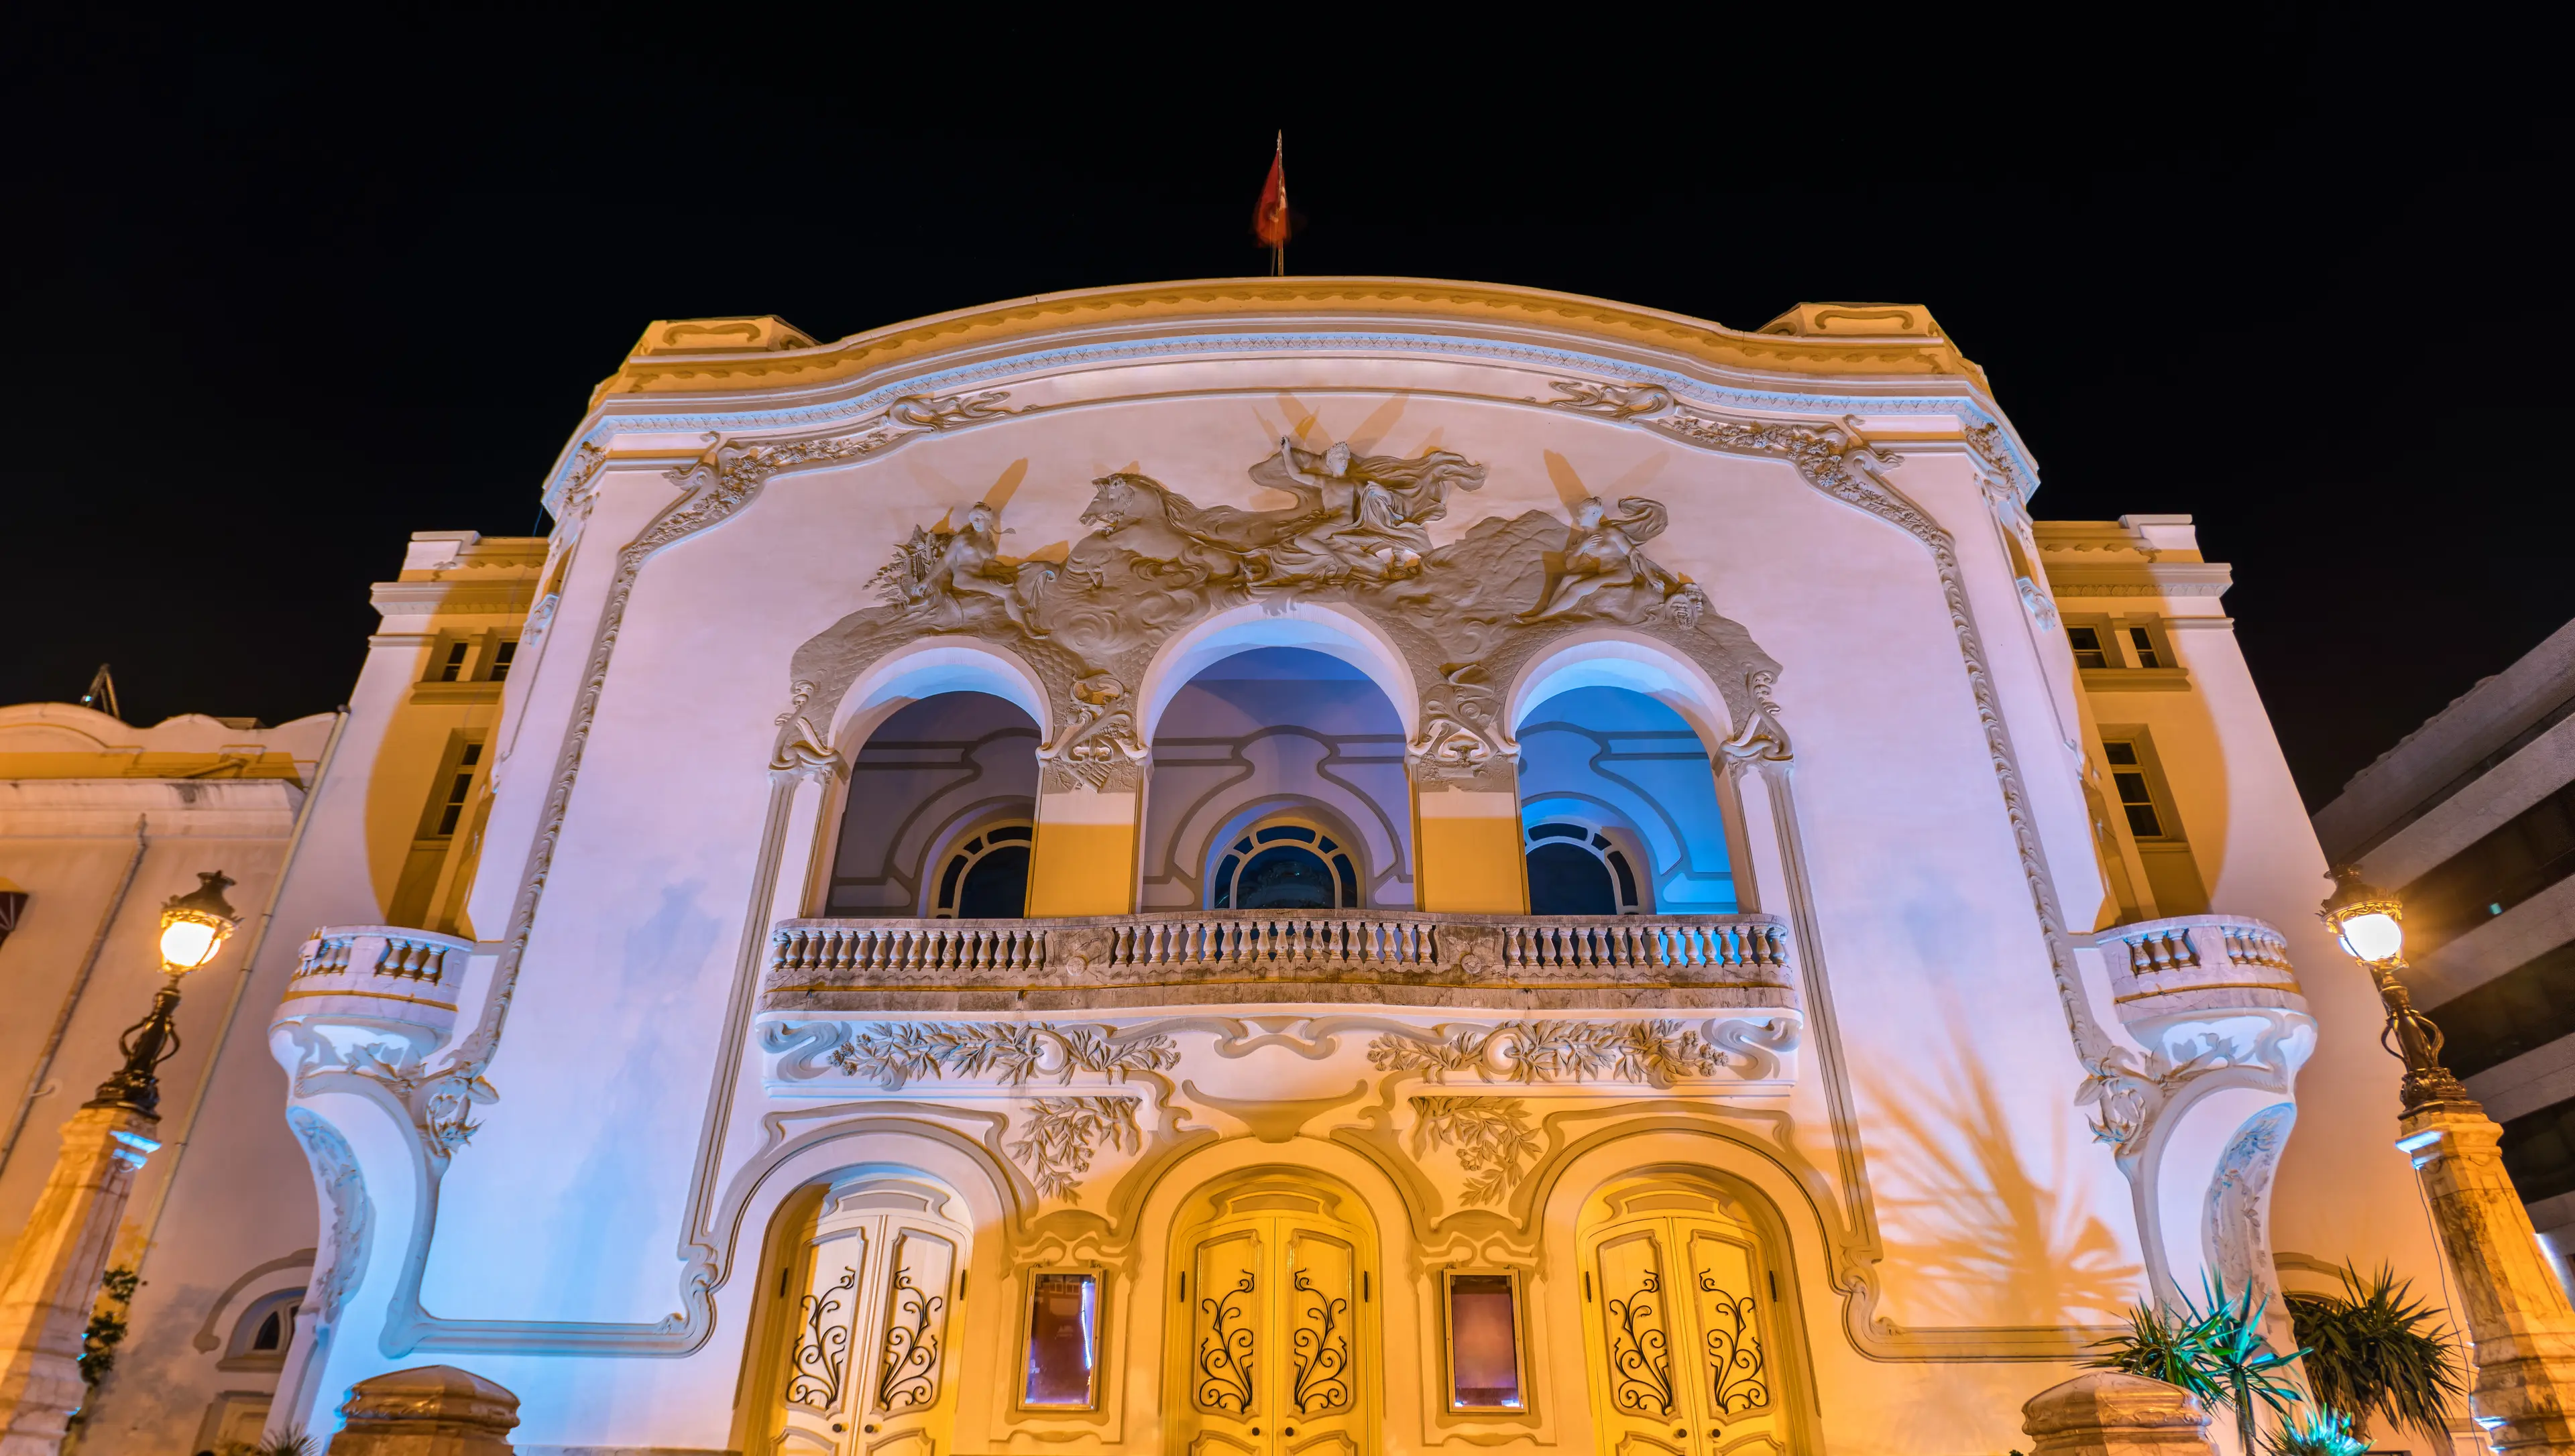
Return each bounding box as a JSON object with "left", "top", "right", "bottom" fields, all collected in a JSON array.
[
  {"left": 1523, "top": 495, "right": 1695, "bottom": 623},
  {"left": 875, "top": 500, "right": 1048, "bottom": 635}
]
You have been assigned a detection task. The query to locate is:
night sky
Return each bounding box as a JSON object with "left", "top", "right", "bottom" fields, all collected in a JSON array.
[{"left": 7, "top": 20, "right": 2560, "bottom": 810}]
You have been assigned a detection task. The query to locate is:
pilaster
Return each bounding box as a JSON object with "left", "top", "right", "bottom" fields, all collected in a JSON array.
[{"left": 1410, "top": 765, "right": 1527, "bottom": 914}]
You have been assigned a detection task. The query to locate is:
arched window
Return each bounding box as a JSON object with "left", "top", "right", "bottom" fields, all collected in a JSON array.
[
  {"left": 1210, "top": 818, "right": 1362, "bottom": 911},
  {"left": 929, "top": 822, "right": 1033, "bottom": 918},
  {"left": 1524, "top": 821, "right": 1642, "bottom": 916},
  {"left": 218, "top": 1288, "right": 301, "bottom": 1370}
]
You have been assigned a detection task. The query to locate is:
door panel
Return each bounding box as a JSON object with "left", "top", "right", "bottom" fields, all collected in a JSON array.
[
  {"left": 1283, "top": 1229, "right": 1356, "bottom": 1420},
  {"left": 1680, "top": 1229, "right": 1770, "bottom": 1424},
  {"left": 1171, "top": 1189, "right": 1375, "bottom": 1456}
]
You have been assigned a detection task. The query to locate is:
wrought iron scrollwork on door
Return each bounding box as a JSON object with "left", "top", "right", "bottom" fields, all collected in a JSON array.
[
  {"left": 787, "top": 1266, "right": 857, "bottom": 1409},
  {"left": 1194, "top": 1270, "right": 1258, "bottom": 1412},
  {"left": 1289, "top": 1268, "right": 1352, "bottom": 1414},
  {"left": 1604, "top": 1268, "right": 1676, "bottom": 1416},
  {"left": 1697, "top": 1268, "right": 1769, "bottom": 1412},
  {"left": 876, "top": 1266, "right": 946, "bottom": 1410}
]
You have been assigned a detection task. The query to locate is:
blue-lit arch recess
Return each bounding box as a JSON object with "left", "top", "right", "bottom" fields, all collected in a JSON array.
[{"left": 1516, "top": 684, "right": 1737, "bottom": 915}]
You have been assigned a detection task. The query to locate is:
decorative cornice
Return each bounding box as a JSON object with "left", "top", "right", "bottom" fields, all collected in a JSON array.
[
  {"left": 590, "top": 278, "right": 1990, "bottom": 409},
  {"left": 367, "top": 583, "right": 542, "bottom": 619},
  {"left": 2043, "top": 563, "right": 2234, "bottom": 599}
]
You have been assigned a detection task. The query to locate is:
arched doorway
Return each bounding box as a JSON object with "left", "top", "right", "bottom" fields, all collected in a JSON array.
[
  {"left": 756, "top": 1171, "right": 973, "bottom": 1456},
  {"left": 1167, "top": 1170, "right": 1380, "bottom": 1456},
  {"left": 1578, "top": 1174, "right": 1794, "bottom": 1456}
]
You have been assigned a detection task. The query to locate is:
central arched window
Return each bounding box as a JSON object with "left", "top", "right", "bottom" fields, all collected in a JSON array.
[
  {"left": 1525, "top": 821, "right": 1642, "bottom": 916},
  {"left": 931, "top": 822, "right": 1032, "bottom": 918},
  {"left": 1210, "top": 818, "right": 1362, "bottom": 911}
]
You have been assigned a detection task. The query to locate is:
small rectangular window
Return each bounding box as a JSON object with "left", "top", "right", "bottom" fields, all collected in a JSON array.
[
  {"left": 435, "top": 743, "right": 483, "bottom": 837},
  {"left": 2066, "top": 625, "right": 2108, "bottom": 670},
  {"left": 488, "top": 640, "right": 518, "bottom": 681},
  {"left": 436, "top": 641, "right": 469, "bottom": 682},
  {"left": 1444, "top": 1272, "right": 1525, "bottom": 1411},
  {"left": 2126, "top": 625, "right": 2163, "bottom": 669},
  {"left": 2102, "top": 739, "right": 2164, "bottom": 838},
  {"left": 1021, "top": 1271, "right": 1099, "bottom": 1408}
]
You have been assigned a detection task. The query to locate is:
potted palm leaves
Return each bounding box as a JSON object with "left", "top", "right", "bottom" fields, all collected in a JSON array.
[{"left": 2284, "top": 1263, "right": 2465, "bottom": 1449}]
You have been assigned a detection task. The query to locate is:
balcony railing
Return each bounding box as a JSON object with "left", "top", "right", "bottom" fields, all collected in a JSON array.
[
  {"left": 764, "top": 910, "right": 1794, "bottom": 1014},
  {"left": 2104, "top": 913, "right": 2303, "bottom": 1022},
  {"left": 275, "top": 924, "right": 479, "bottom": 1052}
]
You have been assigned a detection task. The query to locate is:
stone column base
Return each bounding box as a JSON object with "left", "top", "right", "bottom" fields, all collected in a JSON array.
[
  {"left": 2022, "top": 1371, "right": 2216, "bottom": 1456},
  {"left": 326, "top": 1366, "right": 519, "bottom": 1456}
]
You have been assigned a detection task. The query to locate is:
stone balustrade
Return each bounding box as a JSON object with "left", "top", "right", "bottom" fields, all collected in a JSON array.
[
  {"left": 765, "top": 910, "right": 1797, "bottom": 1014},
  {"left": 2104, "top": 914, "right": 2302, "bottom": 1014},
  {"left": 274, "top": 924, "right": 479, "bottom": 1053}
]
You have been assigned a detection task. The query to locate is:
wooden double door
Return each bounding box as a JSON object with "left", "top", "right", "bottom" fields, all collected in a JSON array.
[
  {"left": 1581, "top": 1185, "right": 1792, "bottom": 1456},
  {"left": 1170, "top": 1177, "right": 1377, "bottom": 1456},
  {"left": 765, "top": 1177, "right": 967, "bottom": 1456}
]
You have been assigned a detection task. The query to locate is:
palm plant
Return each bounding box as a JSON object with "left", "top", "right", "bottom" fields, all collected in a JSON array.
[
  {"left": 2087, "top": 1276, "right": 2305, "bottom": 1456},
  {"left": 2265, "top": 1408, "right": 2367, "bottom": 1456},
  {"left": 2285, "top": 1262, "right": 2465, "bottom": 1447}
]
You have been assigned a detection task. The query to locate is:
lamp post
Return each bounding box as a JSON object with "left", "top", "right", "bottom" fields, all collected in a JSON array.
[
  {"left": 0, "top": 871, "right": 239, "bottom": 1455},
  {"left": 2321, "top": 865, "right": 2575, "bottom": 1452}
]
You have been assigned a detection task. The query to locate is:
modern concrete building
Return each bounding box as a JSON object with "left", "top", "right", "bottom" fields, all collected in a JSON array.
[{"left": 2314, "top": 616, "right": 2575, "bottom": 1286}]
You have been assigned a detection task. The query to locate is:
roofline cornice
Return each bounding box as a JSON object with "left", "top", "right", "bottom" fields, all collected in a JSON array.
[{"left": 545, "top": 277, "right": 2034, "bottom": 517}]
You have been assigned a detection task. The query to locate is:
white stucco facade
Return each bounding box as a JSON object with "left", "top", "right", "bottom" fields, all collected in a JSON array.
[{"left": 42, "top": 282, "right": 2451, "bottom": 1455}]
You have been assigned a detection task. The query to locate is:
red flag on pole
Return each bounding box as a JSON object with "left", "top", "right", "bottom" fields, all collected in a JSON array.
[{"left": 1254, "top": 132, "right": 1289, "bottom": 273}]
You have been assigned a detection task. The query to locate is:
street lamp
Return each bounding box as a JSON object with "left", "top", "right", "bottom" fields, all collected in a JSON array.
[
  {"left": 85, "top": 871, "right": 239, "bottom": 1117},
  {"left": 2317, "top": 865, "right": 2476, "bottom": 1116},
  {"left": 2320, "top": 863, "right": 2575, "bottom": 1448}
]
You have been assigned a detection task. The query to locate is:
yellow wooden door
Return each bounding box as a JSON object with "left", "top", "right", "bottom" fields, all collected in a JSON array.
[
  {"left": 770, "top": 1182, "right": 966, "bottom": 1456},
  {"left": 1172, "top": 1185, "right": 1373, "bottom": 1456},
  {"left": 1581, "top": 1203, "right": 1786, "bottom": 1456}
]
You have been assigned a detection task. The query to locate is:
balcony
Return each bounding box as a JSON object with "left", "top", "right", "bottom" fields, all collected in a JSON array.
[
  {"left": 274, "top": 924, "right": 478, "bottom": 1056},
  {"left": 763, "top": 910, "right": 1796, "bottom": 1014},
  {"left": 2102, "top": 913, "right": 2309, "bottom": 1063}
]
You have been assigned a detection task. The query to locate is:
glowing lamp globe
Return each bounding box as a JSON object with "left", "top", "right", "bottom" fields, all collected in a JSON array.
[
  {"left": 157, "top": 871, "right": 241, "bottom": 976},
  {"left": 2334, "top": 909, "right": 2405, "bottom": 965},
  {"left": 2320, "top": 866, "right": 2406, "bottom": 967}
]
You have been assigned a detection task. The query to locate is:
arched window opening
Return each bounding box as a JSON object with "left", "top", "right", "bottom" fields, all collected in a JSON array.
[
  {"left": 1143, "top": 645, "right": 1412, "bottom": 912},
  {"left": 1210, "top": 818, "right": 1363, "bottom": 910},
  {"left": 1525, "top": 821, "right": 1642, "bottom": 916},
  {"left": 219, "top": 1288, "right": 301, "bottom": 1370},
  {"left": 931, "top": 821, "right": 1033, "bottom": 918},
  {"left": 827, "top": 691, "right": 1039, "bottom": 917},
  {"left": 1516, "top": 684, "right": 1735, "bottom": 914}
]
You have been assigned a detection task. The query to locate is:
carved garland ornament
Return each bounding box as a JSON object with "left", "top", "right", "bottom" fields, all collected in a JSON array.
[
  {"left": 1369, "top": 1020, "right": 1726, "bottom": 1087},
  {"left": 1005, "top": 1095, "right": 1142, "bottom": 1201},
  {"left": 1410, "top": 1096, "right": 1541, "bottom": 1206},
  {"left": 817, "top": 1022, "right": 1181, "bottom": 1091}
]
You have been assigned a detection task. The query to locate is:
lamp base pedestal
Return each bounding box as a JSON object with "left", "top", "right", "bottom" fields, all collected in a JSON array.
[
  {"left": 0, "top": 1105, "right": 160, "bottom": 1456},
  {"left": 2403, "top": 1105, "right": 2575, "bottom": 1453}
]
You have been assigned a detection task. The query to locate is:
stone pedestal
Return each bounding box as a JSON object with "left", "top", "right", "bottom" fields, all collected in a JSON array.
[
  {"left": 2022, "top": 1372, "right": 2216, "bottom": 1456},
  {"left": 2402, "top": 1105, "right": 2575, "bottom": 1453},
  {"left": 0, "top": 1104, "right": 160, "bottom": 1456},
  {"left": 326, "top": 1366, "right": 520, "bottom": 1455}
]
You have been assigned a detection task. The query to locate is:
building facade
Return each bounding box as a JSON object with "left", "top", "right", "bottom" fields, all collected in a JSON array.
[
  {"left": 2313, "top": 617, "right": 2575, "bottom": 1288},
  {"left": 48, "top": 281, "right": 2456, "bottom": 1454}
]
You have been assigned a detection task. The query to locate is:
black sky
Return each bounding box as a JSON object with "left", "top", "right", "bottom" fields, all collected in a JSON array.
[{"left": 4, "top": 18, "right": 2562, "bottom": 810}]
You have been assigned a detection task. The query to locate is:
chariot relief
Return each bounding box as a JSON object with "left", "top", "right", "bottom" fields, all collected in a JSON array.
[{"left": 784, "top": 438, "right": 1776, "bottom": 793}]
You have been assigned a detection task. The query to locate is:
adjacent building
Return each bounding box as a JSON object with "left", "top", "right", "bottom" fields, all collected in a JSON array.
[
  {"left": 2313, "top": 616, "right": 2575, "bottom": 1284},
  {"left": 15, "top": 281, "right": 2463, "bottom": 1455}
]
